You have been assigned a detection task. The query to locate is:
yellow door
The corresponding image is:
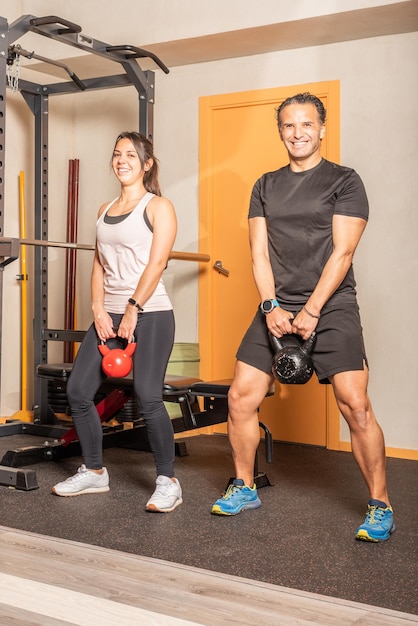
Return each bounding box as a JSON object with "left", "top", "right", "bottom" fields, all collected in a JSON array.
[{"left": 199, "top": 81, "right": 341, "bottom": 447}]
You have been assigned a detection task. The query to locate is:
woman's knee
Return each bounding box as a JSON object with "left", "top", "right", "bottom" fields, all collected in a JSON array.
[
  {"left": 135, "top": 388, "right": 165, "bottom": 418},
  {"left": 66, "top": 377, "right": 95, "bottom": 411},
  {"left": 66, "top": 378, "right": 79, "bottom": 407}
]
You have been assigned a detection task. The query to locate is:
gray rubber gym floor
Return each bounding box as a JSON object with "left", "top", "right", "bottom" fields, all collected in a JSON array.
[{"left": 0, "top": 432, "right": 416, "bottom": 615}]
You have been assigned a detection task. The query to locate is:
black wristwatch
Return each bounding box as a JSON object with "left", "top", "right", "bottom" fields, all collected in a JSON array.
[
  {"left": 128, "top": 298, "right": 144, "bottom": 313},
  {"left": 260, "top": 299, "right": 279, "bottom": 315}
]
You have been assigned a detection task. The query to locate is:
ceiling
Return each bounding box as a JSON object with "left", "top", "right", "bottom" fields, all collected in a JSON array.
[{"left": 12, "top": 1, "right": 418, "bottom": 84}]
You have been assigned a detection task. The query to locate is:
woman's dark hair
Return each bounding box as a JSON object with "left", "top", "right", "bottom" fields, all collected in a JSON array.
[
  {"left": 276, "top": 92, "right": 327, "bottom": 127},
  {"left": 113, "top": 132, "right": 161, "bottom": 196}
]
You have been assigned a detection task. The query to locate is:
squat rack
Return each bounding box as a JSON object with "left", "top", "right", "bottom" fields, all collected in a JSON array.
[{"left": 0, "top": 14, "right": 169, "bottom": 419}]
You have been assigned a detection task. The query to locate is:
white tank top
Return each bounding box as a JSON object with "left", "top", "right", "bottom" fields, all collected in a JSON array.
[{"left": 96, "top": 192, "right": 172, "bottom": 314}]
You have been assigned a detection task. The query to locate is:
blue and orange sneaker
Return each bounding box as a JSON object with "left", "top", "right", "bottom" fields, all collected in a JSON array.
[
  {"left": 211, "top": 479, "right": 261, "bottom": 515},
  {"left": 355, "top": 499, "right": 395, "bottom": 542}
]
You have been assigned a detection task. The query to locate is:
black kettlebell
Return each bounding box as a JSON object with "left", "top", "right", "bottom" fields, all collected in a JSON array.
[{"left": 269, "top": 331, "right": 317, "bottom": 384}]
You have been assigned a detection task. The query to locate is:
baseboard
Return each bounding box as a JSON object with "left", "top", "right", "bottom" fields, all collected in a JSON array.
[{"left": 339, "top": 441, "right": 418, "bottom": 461}]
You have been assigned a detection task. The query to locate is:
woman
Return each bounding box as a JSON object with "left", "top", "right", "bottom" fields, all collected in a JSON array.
[{"left": 52, "top": 132, "right": 182, "bottom": 513}]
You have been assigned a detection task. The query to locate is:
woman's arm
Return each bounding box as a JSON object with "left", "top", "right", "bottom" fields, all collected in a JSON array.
[
  {"left": 91, "top": 203, "right": 116, "bottom": 340},
  {"left": 131, "top": 196, "right": 177, "bottom": 306},
  {"left": 118, "top": 196, "right": 177, "bottom": 341}
]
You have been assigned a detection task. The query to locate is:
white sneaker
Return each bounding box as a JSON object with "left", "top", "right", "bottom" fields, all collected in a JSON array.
[
  {"left": 52, "top": 465, "right": 109, "bottom": 497},
  {"left": 146, "top": 475, "right": 182, "bottom": 512}
]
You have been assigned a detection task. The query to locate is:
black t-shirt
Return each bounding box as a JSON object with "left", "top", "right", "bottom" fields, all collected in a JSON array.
[{"left": 248, "top": 159, "right": 369, "bottom": 311}]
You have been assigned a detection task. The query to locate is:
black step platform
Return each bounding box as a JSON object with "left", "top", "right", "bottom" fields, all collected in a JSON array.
[{"left": 0, "top": 465, "right": 38, "bottom": 490}]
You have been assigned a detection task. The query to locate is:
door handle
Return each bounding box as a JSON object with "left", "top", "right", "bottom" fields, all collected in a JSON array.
[{"left": 213, "top": 260, "right": 230, "bottom": 276}]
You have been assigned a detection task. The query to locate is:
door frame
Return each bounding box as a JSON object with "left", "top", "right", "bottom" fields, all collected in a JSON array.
[{"left": 199, "top": 80, "right": 342, "bottom": 450}]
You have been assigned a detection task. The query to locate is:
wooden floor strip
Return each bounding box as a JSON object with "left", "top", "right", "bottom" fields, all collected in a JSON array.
[
  {"left": 0, "top": 572, "right": 196, "bottom": 626},
  {"left": 0, "top": 526, "right": 416, "bottom": 626}
]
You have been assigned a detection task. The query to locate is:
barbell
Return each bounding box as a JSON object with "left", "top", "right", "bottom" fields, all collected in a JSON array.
[{"left": 0, "top": 237, "right": 210, "bottom": 265}]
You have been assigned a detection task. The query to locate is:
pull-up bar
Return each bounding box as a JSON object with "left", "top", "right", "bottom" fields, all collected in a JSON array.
[{"left": 9, "top": 44, "right": 86, "bottom": 91}]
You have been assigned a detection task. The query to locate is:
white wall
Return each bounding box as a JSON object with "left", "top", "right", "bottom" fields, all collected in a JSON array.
[{"left": 1, "top": 4, "right": 417, "bottom": 452}]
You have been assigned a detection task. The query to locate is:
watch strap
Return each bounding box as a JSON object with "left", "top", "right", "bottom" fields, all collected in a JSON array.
[{"left": 128, "top": 298, "right": 144, "bottom": 313}]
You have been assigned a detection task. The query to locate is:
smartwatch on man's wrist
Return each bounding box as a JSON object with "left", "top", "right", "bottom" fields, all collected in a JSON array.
[{"left": 260, "top": 299, "right": 279, "bottom": 315}]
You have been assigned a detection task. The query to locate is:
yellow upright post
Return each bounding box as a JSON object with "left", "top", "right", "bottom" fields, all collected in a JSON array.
[{"left": 19, "top": 171, "right": 29, "bottom": 416}]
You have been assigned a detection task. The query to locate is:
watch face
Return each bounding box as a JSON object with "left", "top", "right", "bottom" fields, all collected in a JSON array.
[{"left": 262, "top": 300, "right": 273, "bottom": 313}]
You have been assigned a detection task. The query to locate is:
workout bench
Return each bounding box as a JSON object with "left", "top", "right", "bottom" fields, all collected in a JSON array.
[{"left": 0, "top": 364, "right": 274, "bottom": 490}]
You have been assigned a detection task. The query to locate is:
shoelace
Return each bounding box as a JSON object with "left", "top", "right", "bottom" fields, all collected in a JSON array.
[
  {"left": 223, "top": 484, "right": 243, "bottom": 499},
  {"left": 365, "top": 505, "right": 388, "bottom": 524},
  {"left": 155, "top": 483, "right": 177, "bottom": 496},
  {"left": 67, "top": 466, "right": 90, "bottom": 482}
]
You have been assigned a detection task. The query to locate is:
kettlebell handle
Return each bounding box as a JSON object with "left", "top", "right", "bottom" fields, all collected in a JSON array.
[
  {"left": 269, "top": 331, "right": 316, "bottom": 354},
  {"left": 98, "top": 335, "right": 136, "bottom": 357},
  {"left": 301, "top": 331, "right": 317, "bottom": 354},
  {"left": 98, "top": 335, "right": 136, "bottom": 346},
  {"left": 269, "top": 332, "right": 284, "bottom": 353}
]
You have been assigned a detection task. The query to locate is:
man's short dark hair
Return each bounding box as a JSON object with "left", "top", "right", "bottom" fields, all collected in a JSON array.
[{"left": 276, "top": 92, "right": 327, "bottom": 127}]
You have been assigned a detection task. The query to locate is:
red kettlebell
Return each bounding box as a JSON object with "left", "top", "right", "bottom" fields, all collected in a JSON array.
[{"left": 98, "top": 338, "right": 136, "bottom": 378}]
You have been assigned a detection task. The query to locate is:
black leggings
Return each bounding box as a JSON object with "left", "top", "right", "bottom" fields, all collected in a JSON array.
[{"left": 66, "top": 310, "right": 175, "bottom": 476}]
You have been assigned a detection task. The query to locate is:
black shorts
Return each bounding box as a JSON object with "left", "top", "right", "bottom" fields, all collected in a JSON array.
[{"left": 236, "top": 304, "right": 368, "bottom": 384}]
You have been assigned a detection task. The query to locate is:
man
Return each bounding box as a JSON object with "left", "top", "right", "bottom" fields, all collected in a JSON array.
[{"left": 211, "top": 92, "right": 395, "bottom": 542}]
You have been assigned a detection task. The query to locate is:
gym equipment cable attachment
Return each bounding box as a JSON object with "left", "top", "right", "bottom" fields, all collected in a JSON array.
[{"left": 6, "top": 45, "right": 20, "bottom": 92}]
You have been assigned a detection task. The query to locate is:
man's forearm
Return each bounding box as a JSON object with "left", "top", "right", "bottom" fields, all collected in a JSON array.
[{"left": 306, "top": 251, "right": 354, "bottom": 314}]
